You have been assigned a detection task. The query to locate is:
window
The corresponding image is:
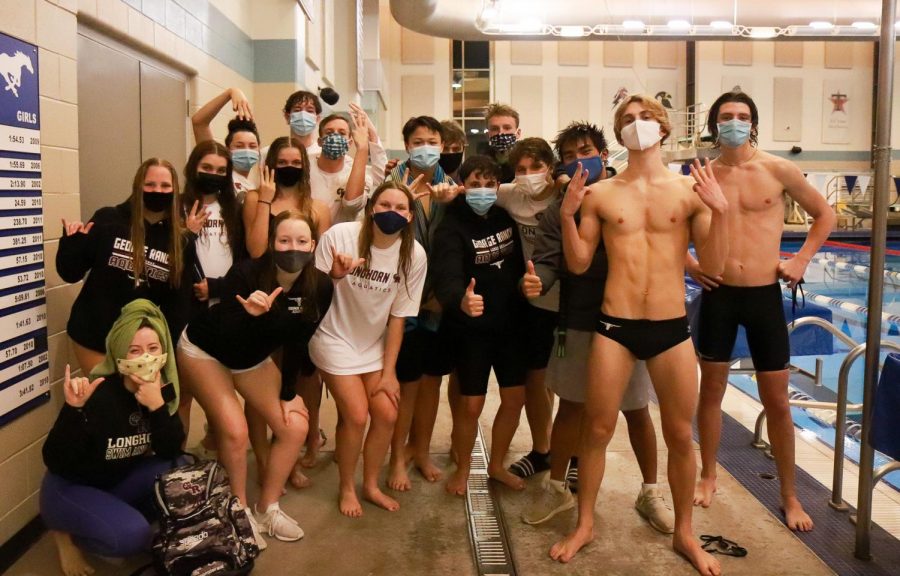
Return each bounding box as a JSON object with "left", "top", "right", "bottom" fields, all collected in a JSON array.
[{"left": 452, "top": 40, "right": 490, "bottom": 153}]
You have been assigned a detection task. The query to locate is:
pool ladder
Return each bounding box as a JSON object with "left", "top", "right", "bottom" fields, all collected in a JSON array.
[{"left": 751, "top": 316, "right": 900, "bottom": 525}]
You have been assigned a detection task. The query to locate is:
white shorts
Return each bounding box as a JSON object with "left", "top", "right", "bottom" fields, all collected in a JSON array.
[
  {"left": 178, "top": 329, "right": 273, "bottom": 374},
  {"left": 547, "top": 329, "right": 651, "bottom": 410}
]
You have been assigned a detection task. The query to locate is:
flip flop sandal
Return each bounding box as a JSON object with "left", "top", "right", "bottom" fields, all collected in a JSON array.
[{"left": 700, "top": 535, "right": 748, "bottom": 557}]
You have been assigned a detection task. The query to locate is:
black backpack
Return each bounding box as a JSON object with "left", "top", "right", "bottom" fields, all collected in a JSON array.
[{"left": 151, "top": 459, "right": 259, "bottom": 576}]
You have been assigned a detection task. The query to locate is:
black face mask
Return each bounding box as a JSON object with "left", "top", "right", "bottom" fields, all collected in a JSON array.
[
  {"left": 273, "top": 249, "right": 314, "bottom": 273},
  {"left": 143, "top": 192, "right": 173, "bottom": 213},
  {"left": 274, "top": 166, "right": 303, "bottom": 187},
  {"left": 195, "top": 172, "right": 228, "bottom": 196},
  {"left": 439, "top": 152, "right": 463, "bottom": 174}
]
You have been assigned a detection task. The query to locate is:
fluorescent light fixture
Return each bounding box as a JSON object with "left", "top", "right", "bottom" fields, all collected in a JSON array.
[
  {"left": 809, "top": 21, "right": 834, "bottom": 29},
  {"left": 559, "top": 25, "right": 586, "bottom": 37},
  {"left": 748, "top": 26, "right": 778, "bottom": 38},
  {"left": 622, "top": 20, "right": 645, "bottom": 31},
  {"left": 710, "top": 20, "right": 733, "bottom": 29},
  {"left": 852, "top": 21, "right": 877, "bottom": 30},
  {"left": 452, "top": 81, "right": 462, "bottom": 89},
  {"left": 497, "top": 18, "right": 543, "bottom": 33},
  {"left": 667, "top": 19, "right": 691, "bottom": 30},
  {"left": 469, "top": 128, "right": 479, "bottom": 134}
]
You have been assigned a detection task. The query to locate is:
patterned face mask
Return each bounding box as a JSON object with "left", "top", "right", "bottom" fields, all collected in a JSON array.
[
  {"left": 489, "top": 133, "right": 517, "bottom": 154},
  {"left": 117, "top": 353, "right": 167, "bottom": 383},
  {"left": 321, "top": 133, "right": 350, "bottom": 160}
]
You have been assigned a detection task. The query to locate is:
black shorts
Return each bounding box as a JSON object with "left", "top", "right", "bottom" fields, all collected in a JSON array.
[
  {"left": 449, "top": 326, "right": 526, "bottom": 396},
  {"left": 522, "top": 304, "right": 558, "bottom": 370},
  {"left": 696, "top": 283, "right": 790, "bottom": 372},
  {"left": 396, "top": 325, "right": 452, "bottom": 383},
  {"left": 595, "top": 312, "right": 691, "bottom": 360}
]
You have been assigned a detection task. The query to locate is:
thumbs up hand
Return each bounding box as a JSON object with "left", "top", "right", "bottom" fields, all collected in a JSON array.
[
  {"left": 522, "top": 260, "right": 543, "bottom": 299},
  {"left": 461, "top": 278, "right": 484, "bottom": 317}
]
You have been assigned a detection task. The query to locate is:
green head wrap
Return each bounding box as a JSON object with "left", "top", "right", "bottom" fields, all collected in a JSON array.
[{"left": 90, "top": 298, "right": 179, "bottom": 415}]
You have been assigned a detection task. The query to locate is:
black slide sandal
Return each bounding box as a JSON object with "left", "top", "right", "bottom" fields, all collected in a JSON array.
[{"left": 700, "top": 535, "right": 748, "bottom": 557}]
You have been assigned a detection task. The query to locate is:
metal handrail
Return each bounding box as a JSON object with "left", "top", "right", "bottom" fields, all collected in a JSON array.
[
  {"left": 753, "top": 318, "right": 859, "bottom": 449},
  {"left": 751, "top": 319, "right": 892, "bottom": 509}
]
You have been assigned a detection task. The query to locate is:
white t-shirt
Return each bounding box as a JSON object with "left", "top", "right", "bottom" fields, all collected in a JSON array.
[
  {"left": 497, "top": 183, "right": 556, "bottom": 261},
  {"left": 232, "top": 167, "right": 259, "bottom": 203},
  {"left": 309, "top": 221, "right": 427, "bottom": 375},
  {"left": 308, "top": 140, "right": 388, "bottom": 224},
  {"left": 195, "top": 200, "right": 234, "bottom": 306}
]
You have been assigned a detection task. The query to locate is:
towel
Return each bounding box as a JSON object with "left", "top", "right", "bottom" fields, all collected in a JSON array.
[{"left": 90, "top": 298, "right": 180, "bottom": 415}]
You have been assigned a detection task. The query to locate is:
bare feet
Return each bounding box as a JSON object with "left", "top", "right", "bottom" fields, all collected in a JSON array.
[
  {"left": 693, "top": 476, "right": 717, "bottom": 507},
  {"left": 387, "top": 458, "right": 412, "bottom": 492},
  {"left": 289, "top": 465, "right": 312, "bottom": 489},
  {"left": 445, "top": 468, "right": 468, "bottom": 495},
  {"left": 363, "top": 485, "right": 401, "bottom": 512},
  {"left": 53, "top": 531, "right": 95, "bottom": 576},
  {"left": 414, "top": 454, "right": 443, "bottom": 482},
  {"left": 300, "top": 429, "right": 326, "bottom": 468},
  {"left": 783, "top": 496, "right": 814, "bottom": 532},
  {"left": 674, "top": 533, "right": 722, "bottom": 576},
  {"left": 488, "top": 465, "right": 525, "bottom": 491},
  {"left": 549, "top": 526, "right": 594, "bottom": 563},
  {"left": 339, "top": 486, "right": 363, "bottom": 518}
]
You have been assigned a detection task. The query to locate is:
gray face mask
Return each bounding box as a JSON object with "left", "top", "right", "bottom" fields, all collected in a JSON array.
[{"left": 273, "top": 249, "right": 314, "bottom": 273}]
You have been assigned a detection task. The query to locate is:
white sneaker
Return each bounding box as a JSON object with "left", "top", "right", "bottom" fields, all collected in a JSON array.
[
  {"left": 635, "top": 487, "right": 675, "bottom": 534},
  {"left": 522, "top": 475, "right": 575, "bottom": 525},
  {"left": 245, "top": 507, "right": 268, "bottom": 551},
  {"left": 256, "top": 502, "right": 304, "bottom": 542}
]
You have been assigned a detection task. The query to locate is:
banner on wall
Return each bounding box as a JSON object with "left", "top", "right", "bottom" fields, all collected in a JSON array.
[
  {"left": 822, "top": 80, "right": 851, "bottom": 144},
  {"left": 0, "top": 31, "right": 49, "bottom": 427}
]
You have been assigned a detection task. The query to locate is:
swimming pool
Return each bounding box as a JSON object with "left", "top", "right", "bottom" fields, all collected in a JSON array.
[{"left": 728, "top": 238, "right": 900, "bottom": 490}]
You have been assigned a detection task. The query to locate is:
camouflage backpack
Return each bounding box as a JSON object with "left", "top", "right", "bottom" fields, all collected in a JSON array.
[{"left": 151, "top": 459, "right": 259, "bottom": 575}]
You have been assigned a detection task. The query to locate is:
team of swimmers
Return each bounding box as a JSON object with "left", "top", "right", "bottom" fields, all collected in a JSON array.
[{"left": 40, "top": 86, "right": 835, "bottom": 576}]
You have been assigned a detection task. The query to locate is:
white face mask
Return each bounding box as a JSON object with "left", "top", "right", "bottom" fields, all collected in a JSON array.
[
  {"left": 117, "top": 353, "right": 167, "bottom": 383},
  {"left": 515, "top": 172, "right": 549, "bottom": 197},
  {"left": 620, "top": 119, "right": 663, "bottom": 151}
]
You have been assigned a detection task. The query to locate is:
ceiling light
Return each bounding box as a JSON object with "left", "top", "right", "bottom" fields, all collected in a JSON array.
[
  {"left": 497, "top": 18, "right": 543, "bottom": 33},
  {"left": 748, "top": 27, "right": 778, "bottom": 38},
  {"left": 710, "top": 20, "right": 733, "bottom": 29},
  {"left": 559, "top": 26, "right": 586, "bottom": 37},
  {"left": 622, "top": 20, "right": 645, "bottom": 31},
  {"left": 667, "top": 19, "right": 691, "bottom": 30},
  {"left": 452, "top": 81, "right": 462, "bottom": 90},
  {"left": 469, "top": 128, "right": 479, "bottom": 134},
  {"left": 809, "top": 21, "right": 834, "bottom": 30},
  {"left": 852, "top": 21, "right": 877, "bottom": 30}
]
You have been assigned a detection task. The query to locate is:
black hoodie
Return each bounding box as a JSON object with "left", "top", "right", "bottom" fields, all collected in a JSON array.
[
  {"left": 432, "top": 196, "right": 525, "bottom": 334},
  {"left": 56, "top": 201, "right": 193, "bottom": 352},
  {"left": 185, "top": 256, "right": 332, "bottom": 400},
  {"left": 42, "top": 375, "right": 184, "bottom": 489}
]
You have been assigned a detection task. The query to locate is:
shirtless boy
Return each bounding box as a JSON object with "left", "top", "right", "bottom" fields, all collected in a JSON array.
[
  {"left": 691, "top": 91, "right": 835, "bottom": 532},
  {"left": 551, "top": 95, "right": 729, "bottom": 576}
]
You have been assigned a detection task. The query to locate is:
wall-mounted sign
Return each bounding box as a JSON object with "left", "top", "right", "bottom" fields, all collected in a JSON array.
[{"left": 0, "top": 31, "right": 48, "bottom": 426}]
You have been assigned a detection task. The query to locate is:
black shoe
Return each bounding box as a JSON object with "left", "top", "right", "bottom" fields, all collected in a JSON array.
[{"left": 508, "top": 450, "right": 551, "bottom": 479}]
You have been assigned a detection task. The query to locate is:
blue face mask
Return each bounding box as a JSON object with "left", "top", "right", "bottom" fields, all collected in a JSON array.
[
  {"left": 408, "top": 145, "right": 441, "bottom": 170},
  {"left": 321, "top": 133, "right": 349, "bottom": 160},
  {"left": 231, "top": 149, "right": 259, "bottom": 172},
  {"left": 562, "top": 155, "right": 604, "bottom": 185},
  {"left": 717, "top": 119, "right": 752, "bottom": 148},
  {"left": 465, "top": 187, "right": 497, "bottom": 216},
  {"left": 289, "top": 110, "right": 317, "bottom": 136}
]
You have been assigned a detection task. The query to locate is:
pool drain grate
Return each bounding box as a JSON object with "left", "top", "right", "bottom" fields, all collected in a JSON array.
[{"left": 465, "top": 424, "right": 517, "bottom": 576}]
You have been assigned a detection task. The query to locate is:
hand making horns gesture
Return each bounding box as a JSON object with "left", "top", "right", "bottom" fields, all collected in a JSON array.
[
  {"left": 61, "top": 219, "right": 94, "bottom": 237},
  {"left": 329, "top": 245, "right": 366, "bottom": 279},
  {"left": 62, "top": 364, "right": 105, "bottom": 409},
  {"left": 236, "top": 286, "right": 283, "bottom": 316}
]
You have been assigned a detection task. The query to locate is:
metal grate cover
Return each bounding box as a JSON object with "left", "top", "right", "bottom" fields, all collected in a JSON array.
[{"left": 465, "top": 425, "right": 517, "bottom": 576}]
